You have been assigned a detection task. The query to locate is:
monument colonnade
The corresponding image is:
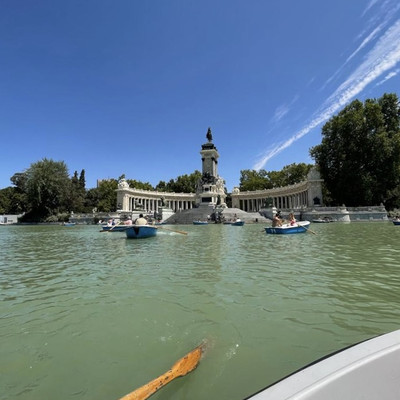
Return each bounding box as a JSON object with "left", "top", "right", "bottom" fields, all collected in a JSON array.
[
  {"left": 231, "top": 168, "right": 324, "bottom": 212},
  {"left": 232, "top": 180, "right": 310, "bottom": 212},
  {"left": 117, "top": 187, "right": 197, "bottom": 214},
  {"left": 116, "top": 170, "right": 323, "bottom": 214}
]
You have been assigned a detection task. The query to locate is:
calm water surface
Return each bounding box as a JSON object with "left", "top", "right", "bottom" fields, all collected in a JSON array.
[{"left": 1, "top": 222, "right": 400, "bottom": 399}]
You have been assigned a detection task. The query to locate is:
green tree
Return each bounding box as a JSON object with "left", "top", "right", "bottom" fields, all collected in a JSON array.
[
  {"left": 68, "top": 170, "right": 86, "bottom": 212},
  {"left": 79, "top": 169, "right": 86, "bottom": 190},
  {"left": 239, "top": 164, "right": 312, "bottom": 191},
  {"left": 21, "top": 158, "right": 71, "bottom": 221},
  {"left": 84, "top": 187, "right": 101, "bottom": 212},
  {"left": 172, "top": 171, "right": 202, "bottom": 193},
  {"left": 155, "top": 180, "right": 167, "bottom": 191},
  {"left": 96, "top": 179, "right": 118, "bottom": 212},
  {"left": 239, "top": 169, "right": 270, "bottom": 191},
  {"left": 310, "top": 93, "right": 400, "bottom": 207},
  {"left": 0, "top": 187, "right": 13, "bottom": 214},
  {"left": 155, "top": 171, "right": 202, "bottom": 193},
  {"left": 126, "top": 179, "right": 154, "bottom": 191},
  {"left": 0, "top": 173, "right": 29, "bottom": 214},
  {"left": 277, "top": 163, "right": 313, "bottom": 186}
]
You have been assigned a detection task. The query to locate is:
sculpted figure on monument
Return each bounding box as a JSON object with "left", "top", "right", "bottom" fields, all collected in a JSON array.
[
  {"left": 206, "top": 127, "right": 213, "bottom": 142},
  {"left": 201, "top": 172, "right": 216, "bottom": 184},
  {"left": 118, "top": 178, "right": 129, "bottom": 189}
]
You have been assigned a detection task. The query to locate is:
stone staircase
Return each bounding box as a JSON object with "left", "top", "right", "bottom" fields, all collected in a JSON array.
[{"left": 164, "top": 206, "right": 270, "bottom": 225}]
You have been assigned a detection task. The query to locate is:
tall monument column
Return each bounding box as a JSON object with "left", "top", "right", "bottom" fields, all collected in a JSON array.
[
  {"left": 201, "top": 127, "right": 219, "bottom": 178},
  {"left": 196, "top": 128, "right": 227, "bottom": 207}
]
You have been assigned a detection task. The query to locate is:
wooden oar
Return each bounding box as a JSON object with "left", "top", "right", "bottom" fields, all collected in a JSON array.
[
  {"left": 156, "top": 226, "right": 188, "bottom": 235},
  {"left": 118, "top": 342, "right": 204, "bottom": 400},
  {"left": 300, "top": 224, "right": 317, "bottom": 235}
]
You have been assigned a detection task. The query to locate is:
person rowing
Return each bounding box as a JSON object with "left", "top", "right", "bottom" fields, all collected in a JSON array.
[{"left": 272, "top": 211, "right": 283, "bottom": 227}]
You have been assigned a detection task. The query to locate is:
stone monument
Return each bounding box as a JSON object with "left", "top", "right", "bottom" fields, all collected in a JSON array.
[{"left": 196, "top": 127, "right": 227, "bottom": 208}]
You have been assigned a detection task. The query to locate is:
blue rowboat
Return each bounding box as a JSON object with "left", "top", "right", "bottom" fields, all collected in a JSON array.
[
  {"left": 125, "top": 225, "right": 157, "bottom": 239},
  {"left": 101, "top": 225, "right": 127, "bottom": 232},
  {"left": 392, "top": 219, "right": 400, "bottom": 225},
  {"left": 193, "top": 221, "right": 208, "bottom": 225},
  {"left": 63, "top": 222, "right": 76, "bottom": 227},
  {"left": 231, "top": 220, "right": 245, "bottom": 226},
  {"left": 265, "top": 221, "right": 310, "bottom": 234}
]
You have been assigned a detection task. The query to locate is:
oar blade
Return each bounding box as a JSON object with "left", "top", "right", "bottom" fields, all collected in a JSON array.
[
  {"left": 171, "top": 343, "right": 204, "bottom": 377},
  {"left": 118, "top": 342, "right": 204, "bottom": 400}
]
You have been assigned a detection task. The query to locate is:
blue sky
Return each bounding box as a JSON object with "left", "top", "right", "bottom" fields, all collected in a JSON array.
[{"left": 1, "top": 0, "right": 400, "bottom": 191}]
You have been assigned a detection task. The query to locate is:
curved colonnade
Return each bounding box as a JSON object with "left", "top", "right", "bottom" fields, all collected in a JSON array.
[
  {"left": 116, "top": 171, "right": 323, "bottom": 214},
  {"left": 117, "top": 187, "right": 197, "bottom": 214},
  {"left": 232, "top": 180, "right": 318, "bottom": 212}
]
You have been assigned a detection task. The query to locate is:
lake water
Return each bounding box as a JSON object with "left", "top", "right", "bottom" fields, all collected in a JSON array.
[{"left": 1, "top": 222, "right": 400, "bottom": 400}]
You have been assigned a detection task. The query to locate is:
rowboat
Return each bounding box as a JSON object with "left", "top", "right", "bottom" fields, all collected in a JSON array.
[
  {"left": 125, "top": 225, "right": 157, "bottom": 239},
  {"left": 63, "top": 222, "right": 76, "bottom": 227},
  {"left": 246, "top": 328, "right": 400, "bottom": 399},
  {"left": 193, "top": 221, "right": 208, "bottom": 225},
  {"left": 231, "top": 220, "right": 245, "bottom": 226},
  {"left": 265, "top": 221, "right": 310, "bottom": 234},
  {"left": 100, "top": 225, "right": 127, "bottom": 232},
  {"left": 392, "top": 219, "right": 400, "bottom": 225},
  {"left": 312, "top": 217, "right": 333, "bottom": 223}
]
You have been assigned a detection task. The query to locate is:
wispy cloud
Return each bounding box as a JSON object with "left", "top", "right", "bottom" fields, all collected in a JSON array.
[
  {"left": 361, "top": 0, "right": 379, "bottom": 17},
  {"left": 254, "top": 17, "right": 400, "bottom": 171},
  {"left": 376, "top": 68, "right": 400, "bottom": 85},
  {"left": 346, "top": 24, "right": 384, "bottom": 64},
  {"left": 273, "top": 104, "right": 290, "bottom": 122},
  {"left": 271, "top": 95, "right": 299, "bottom": 123}
]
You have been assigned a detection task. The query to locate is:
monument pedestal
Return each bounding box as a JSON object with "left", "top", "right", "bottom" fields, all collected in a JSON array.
[{"left": 158, "top": 207, "right": 174, "bottom": 222}]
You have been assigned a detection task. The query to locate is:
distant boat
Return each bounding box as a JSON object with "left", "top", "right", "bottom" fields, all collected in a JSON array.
[
  {"left": 231, "top": 219, "right": 245, "bottom": 226},
  {"left": 63, "top": 222, "right": 76, "bottom": 227},
  {"left": 265, "top": 221, "right": 311, "bottom": 234},
  {"left": 392, "top": 219, "right": 400, "bottom": 225},
  {"left": 125, "top": 225, "right": 157, "bottom": 239},
  {"left": 193, "top": 221, "right": 208, "bottom": 225},
  {"left": 312, "top": 217, "right": 334, "bottom": 223},
  {"left": 246, "top": 328, "right": 400, "bottom": 399}
]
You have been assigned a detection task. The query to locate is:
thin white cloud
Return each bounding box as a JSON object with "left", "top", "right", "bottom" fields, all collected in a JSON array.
[
  {"left": 271, "top": 95, "right": 299, "bottom": 123},
  {"left": 376, "top": 68, "right": 400, "bottom": 85},
  {"left": 361, "top": 0, "right": 379, "bottom": 17},
  {"left": 322, "top": 0, "right": 398, "bottom": 91},
  {"left": 273, "top": 104, "right": 290, "bottom": 122},
  {"left": 346, "top": 24, "right": 384, "bottom": 64},
  {"left": 322, "top": 22, "right": 386, "bottom": 90},
  {"left": 254, "top": 18, "right": 400, "bottom": 171}
]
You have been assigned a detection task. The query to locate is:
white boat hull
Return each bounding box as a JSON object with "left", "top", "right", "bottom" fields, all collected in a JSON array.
[{"left": 247, "top": 329, "right": 400, "bottom": 399}]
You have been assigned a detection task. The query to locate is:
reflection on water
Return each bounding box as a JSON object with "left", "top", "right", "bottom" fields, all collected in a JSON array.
[{"left": 1, "top": 222, "right": 400, "bottom": 399}]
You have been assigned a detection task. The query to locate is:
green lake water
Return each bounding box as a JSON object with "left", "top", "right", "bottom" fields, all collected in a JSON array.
[{"left": 1, "top": 222, "right": 400, "bottom": 400}]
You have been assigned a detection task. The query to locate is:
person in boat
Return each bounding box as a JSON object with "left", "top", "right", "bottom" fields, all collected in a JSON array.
[
  {"left": 135, "top": 213, "right": 147, "bottom": 225},
  {"left": 124, "top": 218, "right": 133, "bottom": 225},
  {"left": 288, "top": 212, "right": 296, "bottom": 226},
  {"left": 272, "top": 212, "right": 283, "bottom": 227}
]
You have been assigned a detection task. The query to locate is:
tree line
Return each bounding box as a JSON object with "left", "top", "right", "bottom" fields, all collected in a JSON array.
[
  {"left": 310, "top": 93, "right": 400, "bottom": 209},
  {"left": 1, "top": 92, "right": 399, "bottom": 221},
  {"left": 0, "top": 164, "right": 210, "bottom": 222}
]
